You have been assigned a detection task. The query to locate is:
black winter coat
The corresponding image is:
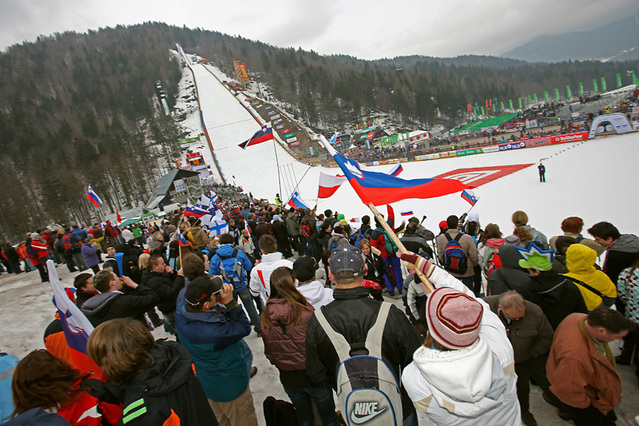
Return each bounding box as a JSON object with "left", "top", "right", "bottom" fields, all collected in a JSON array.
[{"left": 87, "top": 341, "right": 218, "bottom": 426}]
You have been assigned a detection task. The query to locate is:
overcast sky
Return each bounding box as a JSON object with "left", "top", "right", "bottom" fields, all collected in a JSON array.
[{"left": 1, "top": 0, "right": 636, "bottom": 59}]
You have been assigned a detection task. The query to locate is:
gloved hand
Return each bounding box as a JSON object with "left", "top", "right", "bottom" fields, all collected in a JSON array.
[{"left": 398, "top": 251, "right": 436, "bottom": 278}]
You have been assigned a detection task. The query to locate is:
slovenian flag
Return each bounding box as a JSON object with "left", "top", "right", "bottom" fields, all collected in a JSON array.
[
  {"left": 47, "top": 260, "right": 101, "bottom": 375},
  {"left": 389, "top": 162, "right": 403, "bottom": 177},
  {"left": 288, "top": 191, "right": 309, "bottom": 209},
  {"left": 177, "top": 232, "right": 192, "bottom": 247},
  {"left": 401, "top": 211, "right": 414, "bottom": 217},
  {"left": 319, "top": 135, "right": 471, "bottom": 206},
  {"left": 87, "top": 185, "right": 102, "bottom": 208},
  {"left": 238, "top": 123, "right": 274, "bottom": 149},
  {"left": 318, "top": 172, "right": 348, "bottom": 199},
  {"left": 461, "top": 189, "right": 479, "bottom": 206},
  {"left": 184, "top": 202, "right": 207, "bottom": 218}
]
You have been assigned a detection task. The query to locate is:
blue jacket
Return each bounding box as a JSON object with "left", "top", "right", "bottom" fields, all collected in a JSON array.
[
  {"left": 208, "top": 244, "right": 253, "bottom": 292},
  {"left": 174, "top": 288, "right": 251, "bottom": 402}
]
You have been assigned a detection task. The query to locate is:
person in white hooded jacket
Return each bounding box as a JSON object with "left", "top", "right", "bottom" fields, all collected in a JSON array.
[
  {"left": 398, "top": 252, "right": 522, "bottom": 426},
  {"left": 293, "top": 256, "right": 334, "bottom": 309}
]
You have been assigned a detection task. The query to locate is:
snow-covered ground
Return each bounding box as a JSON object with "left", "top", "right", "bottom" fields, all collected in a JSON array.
[
  {"left": 1, "top": 58, "right": 638, "bottom": 425},
  {"left": 188, "top": 60, "right": 639, "bottom": 241}
]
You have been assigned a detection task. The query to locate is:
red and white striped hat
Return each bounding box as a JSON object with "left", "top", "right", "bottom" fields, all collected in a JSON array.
[{"left": 426, "top": 287, "right": 483, "bottom": 350}]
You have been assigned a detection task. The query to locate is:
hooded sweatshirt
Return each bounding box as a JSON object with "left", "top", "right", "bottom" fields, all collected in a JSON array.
[
  {"left": 401, "top": 266, "right": 521, "bottom": 425},
  {"left": 296, "top": 280, "right": 334, "bottom": 309},
  {"left": 565, "top": 244, "right": 617, "bottom": 310}
]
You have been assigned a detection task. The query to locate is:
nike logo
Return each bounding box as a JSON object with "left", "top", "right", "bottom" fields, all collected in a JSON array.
[{"left": 350, "top": 404, "right": 387, "bottom": 424}]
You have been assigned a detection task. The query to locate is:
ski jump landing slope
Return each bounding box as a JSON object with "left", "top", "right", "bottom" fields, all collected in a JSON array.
[
  {"left": 192, "top": 63, "right": 322, "bottom": 202},
  {"left": 191, "top": 62, "right": 639, "bottom": 238}
]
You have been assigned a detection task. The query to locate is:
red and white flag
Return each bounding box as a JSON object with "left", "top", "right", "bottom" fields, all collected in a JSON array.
[{"left": 318, "top": 172, "right": 347, "bottom": 199}]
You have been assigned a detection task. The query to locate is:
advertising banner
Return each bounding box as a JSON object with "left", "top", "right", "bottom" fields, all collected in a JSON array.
[
  {"left": 271, "top": 114, "right": 281, "bottom": 120},
  {"left": 284, "top": 132, "right": 295, "bottom": 139},
  {"left": 281, "top": 128, "right": 292, "bottom": 134},
  {"left": 290, "top": 141, "right": 301, "bottom": 147},
  {"left": 482, "top": 145, "right": 500, "bottom": 153},
  {"left": 456, "top": 149, "right": 481, "bottom": 157},
  {"left": 550, "top": 131, "right": 589, "bottom": 144},
  {"left": 498, "top": 141, "right": 526, "bottom": 151}
]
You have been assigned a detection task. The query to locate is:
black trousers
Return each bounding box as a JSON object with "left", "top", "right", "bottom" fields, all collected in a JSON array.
[{"left": 564, "top": 404, "right": 616, "bottom": 426}]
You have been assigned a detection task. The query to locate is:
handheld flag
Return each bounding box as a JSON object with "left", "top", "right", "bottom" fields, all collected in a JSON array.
[
  {"left": 400, "top": 211, "right": 414, "bottom": 217},
  {"left": 87, "top": 185, "right": 102, "bottom": 207},
  {"left": 47, "top": 260, "right": 102, "bottom": 375},
  {"left": 116, "top": 209, "right": 122, "bottom": 223},
  {"left": 328, "top": 132, "right": 338, "bottom": 145},
  {"left": 177, "top": 232, "right": 192, "bottom": 247},
  {"left": 319, "top": 135, "right": 471, "bottom": 206},
  {"left": 388, "top": 162, "right": 403, "bottom": 177},
  {"left": 318, "top": 172, "right": 348, "bottom": 199},
  {"left": 288, "top": 191, "right": 309, "bottom": 210},
  {"left": 184, "top": 202, "right": 207, "bottom": 218},
  {"left": 239, "top": 123, "right": 274, "bottom": 149},
  {"left": 461, "top": 189, "right": 479, "bottom": 206}
]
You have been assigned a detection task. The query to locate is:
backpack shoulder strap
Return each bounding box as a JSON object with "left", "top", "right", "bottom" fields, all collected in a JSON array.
[
  {"left": 365, "top": 302, "right": 391, "bottom": 359},
  {"left": 453, "top": 233, "right": 462, "bottom": 242},
  {"left": 314, "top": 307, "right": 351, "bottom": 360},
  {"left": 564, "top": 275, "right": 604, "bottom": 298},
  {"left": 444, "top": 232, "right": 452, "bottom": 242}
]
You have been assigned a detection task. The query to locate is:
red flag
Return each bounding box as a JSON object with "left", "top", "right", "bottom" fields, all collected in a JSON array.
[{"left": 116, "top": 208, "right": 122, "bottom": 223}]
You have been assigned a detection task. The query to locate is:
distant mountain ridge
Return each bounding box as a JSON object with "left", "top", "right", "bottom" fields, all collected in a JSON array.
[{"left": 502, "top": 14, "right": 639, "bottom": 63}]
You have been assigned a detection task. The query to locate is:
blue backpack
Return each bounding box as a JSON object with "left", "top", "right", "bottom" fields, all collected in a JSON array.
[
  {"left": 443, "top": 232, "right": 468, "bottom": 274},
  {"left": 351, "top": 227, "right": 372, "bottom": 249},
  {"left": 217, "top": 248, "right": 247, "bottom": 292}
]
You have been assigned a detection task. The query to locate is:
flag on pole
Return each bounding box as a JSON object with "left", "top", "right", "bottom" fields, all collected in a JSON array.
[
  {"left": 400, "top": 211, "right": 414, "bottom": 217},
  {"left": 288, "top": 191, "right": 309, "bottom": 209},
  {"left": 238, "top": 123, "right": 274, "bottom": 149},
  {"left": 116, "top": 208, "right": 122, "bottom": 223},
  {"left": 184, "top": 202, "right": 207, "bottom": 218},
  {"left": 461, "top": 189, "right": 479, "bottom": 206},
  {"left": 318, "top": 172, "right": 348, "bottom": 199},
  {"left": 86, "top": 185, "right": 102, "bottom": 207},
  {"left": 47, "top": 260, "right": 100, "bottom": 374},
  {"left": 177, "top": 232, "right": 192, "bottom": 247},
  {"left": 200, "top": 201, "right": 228, "bottom": 236},
  {"left": 388, "top": 162, "right": 403, "bottom": 177},
  {"left": 328, "top": 132, "right": 338, "bottom": 145},
  {"left": 318, "top": 135, "right": 471, "bottom": 206}
]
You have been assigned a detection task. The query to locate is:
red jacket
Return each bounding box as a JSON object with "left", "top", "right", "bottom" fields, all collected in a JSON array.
[{"left": 27, "top": 239, "right": 50, "bottom": 266}]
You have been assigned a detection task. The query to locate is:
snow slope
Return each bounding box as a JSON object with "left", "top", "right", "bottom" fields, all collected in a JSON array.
[{"left": 191, "top": 60, "right": 639, "bottom": 240}]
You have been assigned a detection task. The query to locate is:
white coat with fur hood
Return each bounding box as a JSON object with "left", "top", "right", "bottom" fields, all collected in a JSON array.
[{"left": 401, "top": 266, "right": 522, "bottom": 425}]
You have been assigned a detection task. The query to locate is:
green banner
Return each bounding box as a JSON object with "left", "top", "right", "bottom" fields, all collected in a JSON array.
[
  {"left": 456, "top": 149, "right": 480, "bottom": 157},
  {"left": 593, "top": 79, "right": 598, "bottom": 93},
  {"left": 544, "top": 91, "right": 549, "bottom": 103},
  {"left": 579, "top": 82, "right": 584, "bottom": 96},
  {"left": 528, "top": 95, "right": 532, "bottom": 105},
  {"left": 509, "top": 99, "right": 514, "bottom": 110},
  {"left": 555, "top": 88, "right": 560, "bottom": 101},
  {"left": 481, "top": 106, "right": 485, "bottom": 115},
  {"left": 533, "top": 93, "right": 538, "bottom": 103},
  {"left": 500, "top": 101, "right": 505, "bottom": 112},
  {"left": 179, "top": 137, "right": 201, "bottom": 145},
  {"left": 283, "top": 132, "right": 295, "bottom": 139},
  {"left": 632, "top": 71, "right": 637, "bottom": 85},
  {"left": 518, "top": 97, "right": 523, "bottom": 109},
  {"left": 566, "top": 85, "right": 572, "bottom": 99},
  {"left": 616, "top": 73, "right": 622, "bottom": 88},
  {"left": 601, "top": 77, "right": 607, "bottom": 92}
]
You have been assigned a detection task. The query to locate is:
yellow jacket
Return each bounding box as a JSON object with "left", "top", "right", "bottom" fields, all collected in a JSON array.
[{"left": 564, "top": 244, "right": 616, "bottom": 310}]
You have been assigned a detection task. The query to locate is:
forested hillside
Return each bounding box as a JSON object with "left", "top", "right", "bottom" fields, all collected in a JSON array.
[{"left": 0, "top": 21, "right": 636, "bottom": 240}]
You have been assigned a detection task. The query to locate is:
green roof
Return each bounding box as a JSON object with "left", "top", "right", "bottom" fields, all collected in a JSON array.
[{"left": 451, "top": 113, "right": 519, "bottom": 134}]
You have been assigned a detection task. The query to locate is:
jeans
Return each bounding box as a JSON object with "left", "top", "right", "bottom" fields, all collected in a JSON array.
[
  {"left": 236, "top": 286, "right": 261, "bottom": 334},
  {"left": 282, "top": 384, "right": 340, "bottom": 426}
]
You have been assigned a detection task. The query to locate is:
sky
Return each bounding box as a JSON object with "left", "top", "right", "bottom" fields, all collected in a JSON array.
[{"left": 1, "top": 0, "right": 637, "bottom": 59}]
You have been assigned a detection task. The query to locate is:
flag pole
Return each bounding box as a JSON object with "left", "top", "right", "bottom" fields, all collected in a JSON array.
[
  {"left": 367, "top": 203, "right": 435, "bottom": 294},
  {"left": 273, "top": 136, "right": 282, "bottom": 199},
  {"left": 283, "top": 165, "right": 312, "bottom": 206}
]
